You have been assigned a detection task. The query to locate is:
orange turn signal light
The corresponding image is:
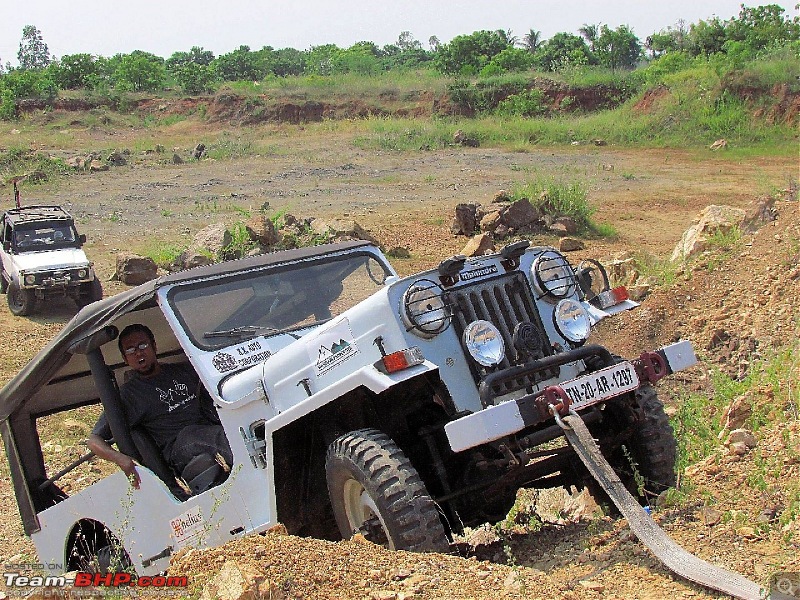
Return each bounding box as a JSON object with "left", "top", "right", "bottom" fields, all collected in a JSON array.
[{"left": 382, "top": 347, "right": 425, "bottom": 373}]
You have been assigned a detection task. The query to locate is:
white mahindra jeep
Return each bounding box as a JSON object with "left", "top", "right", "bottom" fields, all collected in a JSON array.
[
  {"left": 0, "top": 240, "right": 695, "bottom": 574},
  {"left": 0, "top": 205, "right": 102, "bottom": 316}
]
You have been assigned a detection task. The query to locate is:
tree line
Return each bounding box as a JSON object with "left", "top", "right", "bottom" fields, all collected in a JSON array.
[{"left": 0, "top": 4, "right": 797, "bottom": 108}]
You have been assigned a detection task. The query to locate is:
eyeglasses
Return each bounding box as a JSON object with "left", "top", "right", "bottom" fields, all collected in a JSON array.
[{"left": 123, "top": 342, "right": 150, "bottom": 355}]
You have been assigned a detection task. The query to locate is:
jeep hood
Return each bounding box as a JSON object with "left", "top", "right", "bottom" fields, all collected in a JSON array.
[{"left": 13, "top": 248, "right": 90, "bottom": 272}]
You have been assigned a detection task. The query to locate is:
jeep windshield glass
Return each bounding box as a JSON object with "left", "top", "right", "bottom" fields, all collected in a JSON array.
[
  {"left": 169, "top": 252, "right": 391, "bottom": 350},
  {"left": 15, "top": 224, "right": 78, "bottom": 251}
]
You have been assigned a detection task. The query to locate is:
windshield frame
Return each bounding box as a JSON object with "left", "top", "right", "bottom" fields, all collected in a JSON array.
[{"left": 166, "top": 249, "right": 391, "bottom": 351}]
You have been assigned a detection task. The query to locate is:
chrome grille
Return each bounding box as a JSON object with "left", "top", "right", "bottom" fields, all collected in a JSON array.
[{"left": 447, "top": 271, "right": 557, "bottom": 396}]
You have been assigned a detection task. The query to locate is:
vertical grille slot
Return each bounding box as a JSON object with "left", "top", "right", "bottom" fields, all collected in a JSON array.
[{"left": 448, "top": 271, "right": 557, "bottom": 398}]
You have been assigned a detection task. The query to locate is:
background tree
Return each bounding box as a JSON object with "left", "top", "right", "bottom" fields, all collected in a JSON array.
[
  {"left": 173, "top": 62, "right": 216, "bottom": 94},
  {"left": 595, "top": 25, "right": 641, "bottom": 71},
  {"left": 480, "top": 47, "right": 535, "bottom": 76},
  {"left": 534, "top": 32, "right": 594, "bottom": 71},
  {"left": 166, "top": 46, "right": 215, "bottom": 71},
  {"left": 578, "top": 24, "right": 600, "bottom": 52},
  {"left": 725, "top": 4, "right": 800, "bottom": 52},
  {"left": 17, "top": 25, "right": 52, "bottom": 70},
  {"left": 646, "top": 31, "right": 679, "bottom": 58},
  {"left": 214, "top": 45, "right": 266, "bottom": 81},
  {"left": 304, "top": 44, "right": 340, "bottom": 75},
  {"left": 54, "top": 53, "right": 102, "bottom": 89},
  {"left": 266, "top": 48, "right": 306, "bottom": 77},
  {"left": 112, "top": 51, "right": 166, "bottom": 92},
  {"left": 332, "top": 42, "right": 381, "bottom": 75},
  {"left": 522, "top": 29, "right": 542, "bottom": 53},
  {"left": 687, "top": 17, "right": 728, "bottom": 56},
  {"left": 434, "top": 30, "right": 511, "bottom": 75}
]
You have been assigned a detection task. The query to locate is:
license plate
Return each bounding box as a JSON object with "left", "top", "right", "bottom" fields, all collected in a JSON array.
[{"left": 560, "top": 361, "right": 639, "bottom": 410}]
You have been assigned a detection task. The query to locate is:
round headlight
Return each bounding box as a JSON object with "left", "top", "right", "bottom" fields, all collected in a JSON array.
[
  {"left": 531, "top": 250, "right": 576, "bottom": 299},
  {"left": 463, "top": 320, "right": 505, "bottom": 367},
  {"left": 24, "top": 274, "right": 36, "bottom": 285},
  {"left": 77, "top": 269, "right": 87, "bottom": 278},
  {"left": 401, "top": 279, "right": 450, "bottom": 337},
  {"left": 553, "top": 299, "right": 591, "bottom": 344}
]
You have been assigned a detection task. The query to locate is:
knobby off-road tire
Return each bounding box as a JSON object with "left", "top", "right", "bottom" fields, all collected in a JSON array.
[
  {"left": 7, "top": 281, "right": 36, "bottom": 316},
  {"left": 587, "top": 383, "right": 676, "bottom": 509},
  {"left": 75, "top": 278, "right": 103, "bottom": 308},
  {"left": 626, "top": 383, "right": 678, "bottom": 495},
  {"left": 326, "top": 428, "right": 449, "bottom": 553}
]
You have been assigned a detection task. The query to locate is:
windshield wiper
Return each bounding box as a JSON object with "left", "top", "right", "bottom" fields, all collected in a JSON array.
[{"left": 204, "top": 324, "right": 302, "bottom": 339}]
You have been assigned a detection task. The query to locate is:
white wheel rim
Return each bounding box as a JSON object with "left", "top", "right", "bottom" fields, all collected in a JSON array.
[{"left": 342, "top": 478, "right": 393, "bottom": 549}]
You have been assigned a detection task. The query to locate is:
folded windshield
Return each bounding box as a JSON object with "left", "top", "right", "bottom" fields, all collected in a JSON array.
[{"left": 168, "top": 251, "right": 391, "bottom": 350}]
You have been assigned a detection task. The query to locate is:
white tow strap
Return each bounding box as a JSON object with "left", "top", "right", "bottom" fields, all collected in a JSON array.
[{"left": 560, "top": 413, "right": 765, "bottom": 600}]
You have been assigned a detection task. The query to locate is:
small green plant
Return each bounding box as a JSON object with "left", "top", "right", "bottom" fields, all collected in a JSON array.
[
  {"left": 622, "top": 444, "right": 647, "bottom": 498},
  {"left": 142, "top": 242, "right": 184, "bottom": 269},
  {"left": 510, "top": 176, "right": 605, "bottom": 235},
  {"left": 221, "top": 221, "right": 257, "bottom": 259},
  {"left": 160, "top": 209, "right": 174, "bottom": 217}
]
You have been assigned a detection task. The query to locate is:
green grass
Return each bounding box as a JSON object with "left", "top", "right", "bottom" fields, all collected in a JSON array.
[
  {"left": 673, "top": 342, "right": 800, "bottom": 476},
  {"left": 141, "top": 242, "right": 184, "bottom": 269},
  {"left": 508, "top": 176, "right": 616, "bottom": 237}
]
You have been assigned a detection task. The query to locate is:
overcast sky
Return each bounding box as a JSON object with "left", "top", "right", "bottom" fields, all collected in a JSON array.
[{"left": 0, "top": 1, "right": 797, "bottom": 66}]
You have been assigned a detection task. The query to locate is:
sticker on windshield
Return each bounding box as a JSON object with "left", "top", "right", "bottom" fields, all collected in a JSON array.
[
  {"left": 212, "top": 341, "right": 273, "bottom": 373},
  {"left": 308, "top": 318, "right": 360, "bottom": 377}
]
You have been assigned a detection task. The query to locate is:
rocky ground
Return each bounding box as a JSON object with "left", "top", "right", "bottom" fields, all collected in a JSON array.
[{"left": 0, "top": 116, "right": 797, "bottom": 599}]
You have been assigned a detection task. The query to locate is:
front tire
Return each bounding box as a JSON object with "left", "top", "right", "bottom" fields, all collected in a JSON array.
[
  {"left": 75, "top": 278, "right": 103, "bottom": 308},
  {"left": 588, "top": 384, "right": 676, "bottom": 508},
  {"left": 7, "top": 281, "right": 36, "bottom": 316},
  {"left": 626, "top": 384, "right": 677, "bottom": 495},
  {"left": 326, "top": 428, "right": 449, "bottom": 553}
]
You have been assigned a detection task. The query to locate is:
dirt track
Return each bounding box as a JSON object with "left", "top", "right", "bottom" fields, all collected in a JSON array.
[{"left": 0, "top": 121, "right": 797, "bottom": 598}]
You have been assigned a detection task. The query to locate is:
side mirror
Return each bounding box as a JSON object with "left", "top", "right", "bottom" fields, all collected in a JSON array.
[{"left": 78, "top": 234, "right": 87, "bottom": 244}]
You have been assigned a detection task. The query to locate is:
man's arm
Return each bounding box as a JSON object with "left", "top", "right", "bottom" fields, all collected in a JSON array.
[
  {"left": 86, "top": 434, "right": 141, "bottom": 488},
  {"left": 87, "top": 415, "right": 141, "bottom": 489}
]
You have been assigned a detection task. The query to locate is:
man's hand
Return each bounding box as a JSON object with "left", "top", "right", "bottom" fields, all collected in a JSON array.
[{"left": 117, "top": 455, "right": 141, "bottom": 489}]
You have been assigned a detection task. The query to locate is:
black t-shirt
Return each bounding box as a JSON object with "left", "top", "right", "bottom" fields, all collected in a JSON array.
[{"left": 93, "top": 363, "right": 213, "bottom": 457}]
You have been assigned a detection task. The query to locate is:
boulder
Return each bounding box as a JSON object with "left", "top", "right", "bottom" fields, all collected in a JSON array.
[
  {"left": 191, "top": 223, "right": 232, "bottom": 257},
  {"left": 553, "top": 216, "right": 579, "bottom": 234},
  {"left": 172, "top": 153, "right": 184, "bottom": 165},
  {"left": 89, "top": 160, "right": 109, "bottom": 172},
  {"left": 107, "top": 151, "right": 127, "bottom": 166},
  {"left": 479, "top": 210, "right": 502, "bottom": 233},
  {"left": 451, "top": 203, "right": 479, "bottom": 236},
  {"left": 180, "top": 251, "right": 214, "bottom": 270},
  {"left": 605, "top": 258, "right": 640, "bottom": 286},
  {"left": 671, "top": 205, "right": 746, "bottom": 262},
  {"left": 244, "top": 214, "right": 279, "bottom": 247},
  {"left": 312, "top": 219, "right": 376, "bottom": 243},
  {"left": 199, "top": 561, "right": 283, "bottom": 600},
  {"left": 719, "top": 393, "right": 753, "bottom": 434},
  {"left": 558, "top": 237, "right": 584, "bottom": 252},
  {"left": 499, "top": 198, "right": 540, "bottom": 230},
  {"left": 741, "top": 196, "right": 778, "bottom": 233},
  {"left": 115, "top": 253, "right": 158, "bottom": 285},
  {"left": 493, "top": 190, "right": 511, "bottom": 203},
  {"left": 460, "top": 233, "right": 495, "bottom": 257}
]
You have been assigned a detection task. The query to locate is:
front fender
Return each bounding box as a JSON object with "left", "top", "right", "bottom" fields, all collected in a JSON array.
[{"left": 268, "top": 360, "right": 439, "bottom": 431}]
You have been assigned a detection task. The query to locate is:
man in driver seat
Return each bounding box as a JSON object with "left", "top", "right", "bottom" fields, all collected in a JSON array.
[{"left": 87, "top": 324, "right": 232, "bottom": 490}]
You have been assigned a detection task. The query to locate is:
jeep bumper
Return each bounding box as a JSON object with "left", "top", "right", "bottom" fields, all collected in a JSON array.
[{"left": 445, "top": 340, "right": 696, "bottom": 453}]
